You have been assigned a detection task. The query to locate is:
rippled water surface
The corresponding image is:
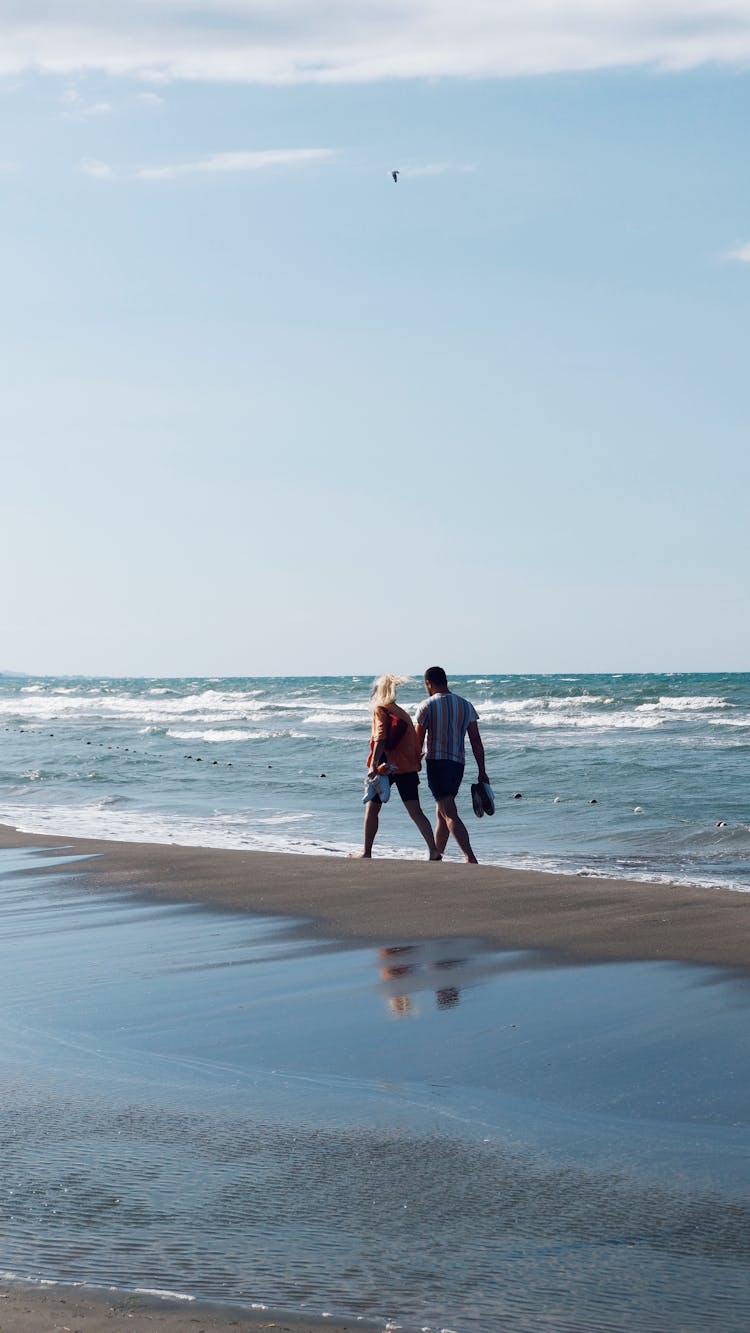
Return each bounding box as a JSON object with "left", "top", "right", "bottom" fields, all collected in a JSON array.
[
  {"left": 2, "top": 847, "right": 750, "bottom": 1331},
  {"left": 1, "top": 672, "right": 749, "bottom": 887}
]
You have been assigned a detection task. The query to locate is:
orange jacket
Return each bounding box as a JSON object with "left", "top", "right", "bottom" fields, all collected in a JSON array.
[{"left": 367, "top": 703, "right": 422, "bottom": 773}]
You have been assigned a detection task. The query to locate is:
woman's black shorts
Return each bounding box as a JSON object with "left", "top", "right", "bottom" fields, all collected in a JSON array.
[{"left": 389, "top": 771, "right": 420, "bottom": 803}]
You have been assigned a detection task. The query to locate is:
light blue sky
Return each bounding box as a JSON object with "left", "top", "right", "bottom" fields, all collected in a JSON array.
[{"left": 1, "top": 3, "right": 749, "bottom": 675}]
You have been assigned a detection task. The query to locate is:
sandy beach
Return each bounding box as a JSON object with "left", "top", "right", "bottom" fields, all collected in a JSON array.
[
  {"left": 0, "top": 1281, "right": 368, "bottom": 1332},
  {"left": 1, "top": 821, "right": 748, "bottom": 970},
  {"left": 2, "top": 821, "right": 750, "bottom": 1332}
]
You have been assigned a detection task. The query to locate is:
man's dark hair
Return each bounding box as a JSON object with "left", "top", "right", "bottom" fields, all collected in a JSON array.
[{"left": 424, "top": 665, "right": 448, "bottom": 690}]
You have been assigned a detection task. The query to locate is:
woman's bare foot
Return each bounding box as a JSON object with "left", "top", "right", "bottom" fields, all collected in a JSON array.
[
  {"left": 428, "top": 852, "right": 442, "bottom": 861},
  {"left": 348, "top": 851, "right": 372, "bottom": 858}
]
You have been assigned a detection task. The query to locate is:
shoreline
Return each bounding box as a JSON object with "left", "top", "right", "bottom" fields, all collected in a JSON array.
[
  {"left": 2, "top": 821, "right": 749, "bottom": 969},
  {"left": 0, "top": 1279, "right": 376, "bottom": 1332}
]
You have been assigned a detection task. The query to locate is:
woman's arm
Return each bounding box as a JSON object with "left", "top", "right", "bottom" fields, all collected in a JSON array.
[
  {"left": 369, "top": 738, "right": 387, "bottom": 775},
  {"left": 369, "top": 707, "right": 389, "bottom": 774}
]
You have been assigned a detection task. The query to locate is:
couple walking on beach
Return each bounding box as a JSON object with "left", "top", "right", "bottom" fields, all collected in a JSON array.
[{"left": 359, "top": 667, "right": 490, "bottom": 863}]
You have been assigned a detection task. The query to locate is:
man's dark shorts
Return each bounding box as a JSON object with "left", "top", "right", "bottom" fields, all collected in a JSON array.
[
  {"left": 389, "top": 770, "right": 420, "bottom": 803},
  {"left": 426, "top": 759, "right": 465, "bottom": 801}
]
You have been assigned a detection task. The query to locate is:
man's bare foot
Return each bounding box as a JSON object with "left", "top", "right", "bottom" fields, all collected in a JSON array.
[
  {"left": 428, "top": 853, "right": 442, "bottom": 861},
  {"left": 465, "top": 853, "right": 478, "bottom": 864},
  {"left": 348, "top": 851, "right": 372, "bottom": 858}
]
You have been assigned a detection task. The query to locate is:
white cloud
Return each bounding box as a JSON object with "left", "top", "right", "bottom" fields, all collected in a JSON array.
[
  {"left": 61, "top": 87, "right": 112, "bottom": 116},
  {"left": 137, "top": 147, "right": 337, "bottom": 179},
  {"left": 726, "top": 241, "right": 750, "bottom": 263},
  {"left": 3, "top": 2, "right": 750, "bottom": 85},
  {"left": 136, "top": 91, "right": 165, "bottom": 106},
  {"left": 77, "top": 157, "right": 115, "bottom": 179}
]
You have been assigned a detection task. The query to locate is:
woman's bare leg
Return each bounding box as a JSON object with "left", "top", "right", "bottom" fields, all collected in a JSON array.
[
  {"left": 403, "top": 799, "right": 442, "bottom": 860},
  {"left": 355, "top": 799, "right": 380, "bottom": 857}
]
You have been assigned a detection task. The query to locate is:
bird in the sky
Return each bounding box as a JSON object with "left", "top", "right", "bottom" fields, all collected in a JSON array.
[{"left": 391, "top": 170, "right": 400, "bottom": 183}]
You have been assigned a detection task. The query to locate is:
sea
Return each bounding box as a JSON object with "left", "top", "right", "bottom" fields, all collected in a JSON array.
[{"left": 1, "top": 671, "right": 748, "bottom": 890}]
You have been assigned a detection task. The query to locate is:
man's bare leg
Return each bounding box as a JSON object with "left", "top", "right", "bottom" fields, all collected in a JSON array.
[
  {"left": 436, "top": 795, "right": 478, "bottom": 863},
  {"left": 434, "top": 809, "right": 451, "bottom": 856},
  {"left": 403, "top": 799, "right": 442, "bottom": 860}
]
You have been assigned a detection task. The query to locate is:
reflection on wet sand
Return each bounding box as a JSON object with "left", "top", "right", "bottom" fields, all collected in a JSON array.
[{"left": 377, "top": 940, "right": 503, "bottom": 1016}]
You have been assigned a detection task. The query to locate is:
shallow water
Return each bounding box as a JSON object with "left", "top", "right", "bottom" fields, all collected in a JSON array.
[
  {"left": 2, "top": 847, "right": 750, "bottom": 1331},
  {"left": 1, "top": 672, "right": 749, "bottom": 889}
]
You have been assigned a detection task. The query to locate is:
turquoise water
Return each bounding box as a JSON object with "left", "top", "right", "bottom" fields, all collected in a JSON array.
[
  {"left": 2, "top": 847, "right": 750, "bottom": 1332},
  {"left": 0, "top": 672, "right": 748, "bottom": 887}
]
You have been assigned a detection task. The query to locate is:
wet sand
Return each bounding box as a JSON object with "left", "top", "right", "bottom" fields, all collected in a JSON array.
[
  {"left": 2, "top": 821, "right": 750, "bottom": 1332},
  {"left": 0, "top": 1281, "right": 366, "bottom": 1332},
  {"left": 1, "top": 821, "right": 749, "bottom": 970}
]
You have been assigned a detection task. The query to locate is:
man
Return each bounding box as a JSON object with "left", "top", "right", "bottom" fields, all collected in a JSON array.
[{"left": 414, "top": 666, "right": 490, "bottom": 864}]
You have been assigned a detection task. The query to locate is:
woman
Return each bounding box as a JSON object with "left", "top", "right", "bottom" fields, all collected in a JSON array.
[{"left": 357, "top": 673, "right": 441, "bottom": 860}]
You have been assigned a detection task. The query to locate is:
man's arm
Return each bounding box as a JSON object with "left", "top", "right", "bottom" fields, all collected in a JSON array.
[
  {"left": 414, "top": 701, "right": 428, "bottom": 759},
  {"left": 467, "top": 721, "right": 489, "bottom": 784}
]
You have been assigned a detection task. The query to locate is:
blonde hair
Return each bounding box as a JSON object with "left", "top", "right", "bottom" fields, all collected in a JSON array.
[{"left": 370, "top": 673, "right": 409, "bottom": 710}]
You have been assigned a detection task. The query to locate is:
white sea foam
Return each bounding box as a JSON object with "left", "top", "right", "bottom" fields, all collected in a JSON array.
[
  {"left": 479, "top": 697, "right": 548, "bottom": 714},
  {"left": 20, "top": 683, "right": 77, "bottom": 695},
  {"left": 4, "top": 685, "right": 729, "bottom": 734},
  {"left": 546, "top": 695, "right": 613, "bottom": 708},
  {"left": 473, "top": 693, "right": 728, "bottom": 727},
  {"left": 0, "top": 691, "right": 272, "bottom": 726},
  {"left": 0, "top": 801, "right": 355, "bottom": 857},
  {"left": 170, "top": 728, "right": 267, "bottom": 742},
  {"left": 133, "top": 1288, "right": 195, "bottom": 1302},
  {"left": 263, "top": 697, "right": 367, "bottom": 717},
  {"left": 530, "top": 711, "right": 664, "bottom": 730},
  {"left": 488, "top": 852, "right": 750, "bottom": 894},
  {"left": 9, "top": 685, "right": 677, "bottom": 733},
  {"left": 478, "top": 704, "right": 663, "bottom": 729},
  {"left": 167, "top": 728, "right": 312, "bottom": 742},
  {"left": 255, "top": 813, "right": 315, "bottom": 825},
  {"left": 636, "top": 695, "right": 729, "bottom": 712},
  {"left": 477, "top": 695, "right": 611, "bottom": 720},
  {"left": 302, "top": 709, "right": 369, "bottom": 726},
  {"left": 0, "top": 687, "right": 372, "bottom": 729},
  {"left": 0, "top": 800, "right": 445, "bottom": 864}
]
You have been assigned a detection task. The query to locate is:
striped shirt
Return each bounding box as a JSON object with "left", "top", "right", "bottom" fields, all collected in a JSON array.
[{"left": 415, "top": 692, "right": 478, "bottom": 764}]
